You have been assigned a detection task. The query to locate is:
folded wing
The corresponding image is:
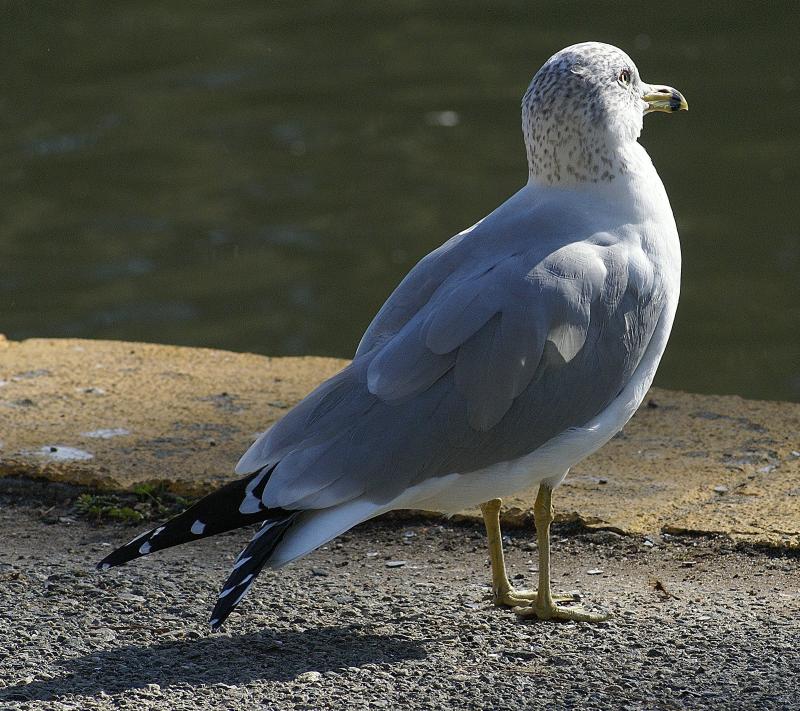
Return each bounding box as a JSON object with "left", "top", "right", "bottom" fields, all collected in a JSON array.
[{"left": 235, "top": 216, "right": 666, "bottom": 514}]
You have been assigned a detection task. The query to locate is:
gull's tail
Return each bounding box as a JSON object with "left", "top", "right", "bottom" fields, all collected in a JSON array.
[
  {"left": 96, "top": 469, "right": 282, "bottom": 570},
  {"left": 97, "top": 467, "right": 378, "bottom": 628}
]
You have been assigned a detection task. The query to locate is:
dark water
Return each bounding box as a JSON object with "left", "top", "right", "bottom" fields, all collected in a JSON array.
[{"left": 2, "top": 2, "right": 798, "bottom": 401}]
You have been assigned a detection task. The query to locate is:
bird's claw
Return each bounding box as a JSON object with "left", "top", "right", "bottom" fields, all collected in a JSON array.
[
  {"left": 513, "top": 600, "right": 610, "bottom": 623},
  {"left": 494, "top": 588, "right": 577, "bottom": 607}
]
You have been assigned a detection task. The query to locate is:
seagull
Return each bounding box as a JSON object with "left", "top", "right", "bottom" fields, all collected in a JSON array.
[{"left": 99, "top": 42, "right": 687, "bottom": 628}]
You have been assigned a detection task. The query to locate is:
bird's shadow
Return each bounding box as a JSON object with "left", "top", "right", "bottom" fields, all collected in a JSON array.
[{"left": 2, "top": 624, "right": 428, "bottom": 703}]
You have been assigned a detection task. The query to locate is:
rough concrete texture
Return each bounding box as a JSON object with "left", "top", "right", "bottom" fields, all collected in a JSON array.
[
  {"left": 2, "top": 499, "right": 799, "bottom": 711},
  {"left": 1, "top": 337, "right": 798, "bottom": 547}
]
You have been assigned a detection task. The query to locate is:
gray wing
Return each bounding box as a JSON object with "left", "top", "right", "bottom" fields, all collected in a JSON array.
[{"left": 236, "top": 221, "right": 667, "bottom": 512}]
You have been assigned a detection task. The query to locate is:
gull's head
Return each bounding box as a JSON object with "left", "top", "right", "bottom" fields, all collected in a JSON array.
[{"left": 522, "top": 42, "right": 687, "bottom": 186}]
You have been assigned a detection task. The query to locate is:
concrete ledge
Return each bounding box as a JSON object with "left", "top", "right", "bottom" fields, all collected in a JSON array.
[{"left": 1, "top": 336, "right": 798, "bottom": 548}]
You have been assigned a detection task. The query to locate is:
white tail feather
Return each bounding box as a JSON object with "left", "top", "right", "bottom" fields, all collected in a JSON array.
[{"left": 268, "top": 499, "right": 383, "bottom": 567}]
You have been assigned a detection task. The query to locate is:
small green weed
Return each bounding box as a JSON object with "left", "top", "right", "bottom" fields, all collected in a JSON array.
[
  {"left": 75, "top": 494, "right": 144, "bottom": 524},
  {"left": 74, "top": 485, "right": 191, "bottom": 525}
]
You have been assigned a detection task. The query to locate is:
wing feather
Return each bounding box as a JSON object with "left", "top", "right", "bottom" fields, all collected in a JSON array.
[
  {"left": 366, "top": 319, "right": 454, "bottom": 401},
  {"left": 423, "top": 273, "right": 505, "bottom": 355}
]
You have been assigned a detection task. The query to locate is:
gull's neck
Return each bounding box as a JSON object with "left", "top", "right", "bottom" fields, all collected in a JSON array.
[
  {"left": 522, "top": 95, "right": 652, "bottom": 189},
  {"left": 525, "top": 135, "right": 658, "bottom": 188},
  {"left": 522, "top": 138, "right": 674, "bottom": 229},
  {"left": 525, "top": 132, "right": 654, "bottom": 189}
]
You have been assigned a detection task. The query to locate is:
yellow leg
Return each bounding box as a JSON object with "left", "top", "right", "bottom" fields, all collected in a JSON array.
[
  {"left": 480, "top": 498, "right": 575, "bottom": 608},
  {"left": 515, "top": 484, "right": 610, "bottom": 622}
]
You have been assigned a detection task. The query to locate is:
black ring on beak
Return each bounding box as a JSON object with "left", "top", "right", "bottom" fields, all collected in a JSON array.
[{"left": 668, "top": 92, "right": 684, "bottom": 112}]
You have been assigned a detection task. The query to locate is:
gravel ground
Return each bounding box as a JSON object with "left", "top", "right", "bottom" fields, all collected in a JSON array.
[{"left": 1, "top": 488, "right": 799, "bottom": 710}]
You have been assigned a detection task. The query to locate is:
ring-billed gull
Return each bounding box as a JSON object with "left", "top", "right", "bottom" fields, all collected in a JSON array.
[{"left": 99, "top": 42, "right": 687, "bottom": 627}]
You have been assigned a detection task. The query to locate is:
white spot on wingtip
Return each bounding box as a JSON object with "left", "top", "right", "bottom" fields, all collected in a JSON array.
[
  {"left": 138, "top": 541, "right": 152, "bottom": 555},
  {"left": 219, "top": 570, "right": 255, "bottom": 599},
  {"left": 191, "top": 520, "right": 206, "bottom": 535},
  {"left": 210, "top": 618, "right": 220, "bottom": 629},
  {"left": 232, "top": 555, "right": 252, "bottom": 571},
  {"left": 99, "top": 563, "right": 110, "bottom": 571}
]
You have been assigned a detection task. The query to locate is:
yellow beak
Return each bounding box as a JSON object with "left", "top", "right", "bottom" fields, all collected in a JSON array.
[{"left": 643, "top": 85, "right": 689, "bottom": 114}]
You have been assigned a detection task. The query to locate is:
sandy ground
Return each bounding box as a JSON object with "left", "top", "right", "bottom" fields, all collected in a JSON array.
[{"left": 1, "top": 489, "right": 799, "bottom": 711}]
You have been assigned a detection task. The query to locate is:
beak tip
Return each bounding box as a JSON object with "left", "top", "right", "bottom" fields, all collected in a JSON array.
[{"left": 671, "top": 92, "right": 689, "bottom": 112}]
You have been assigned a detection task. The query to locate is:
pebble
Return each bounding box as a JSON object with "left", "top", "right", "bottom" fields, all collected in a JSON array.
[
  {"left": 297, "top": 671, "right": 322, "bottom": 683},
  {"left": 90, "top": 627, "right": 116, "bottom": 641},
  {"left": 117, "top": 593, "right": 146, "bottom": 603}
]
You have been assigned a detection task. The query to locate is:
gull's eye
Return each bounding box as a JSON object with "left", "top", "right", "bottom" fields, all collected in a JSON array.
[{"left": 618, "top": 69, "right": 632, "bottom": 87}]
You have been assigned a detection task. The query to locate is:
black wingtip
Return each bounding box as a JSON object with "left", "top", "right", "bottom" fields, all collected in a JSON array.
[
  {"left": 207, "top": 513, "right": 299, "bottom": 629},
  {"left": 97, "top": 530, "right": 152, "bottom": 569},
  {"left": 95, "top": 469, "right": 280, "bottom": 571}
]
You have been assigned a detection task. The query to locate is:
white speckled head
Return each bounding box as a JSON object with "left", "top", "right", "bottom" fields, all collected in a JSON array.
[{"left": 522, "top": 42, "right": 685, "bottom": 186}]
